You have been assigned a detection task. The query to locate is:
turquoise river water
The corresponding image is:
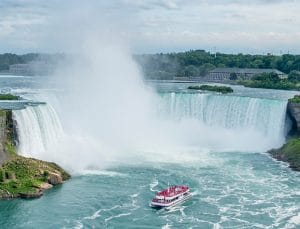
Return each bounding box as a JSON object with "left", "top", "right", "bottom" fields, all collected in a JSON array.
[{"left": 0, "top": 76, "right": 299, "bottom": 228}]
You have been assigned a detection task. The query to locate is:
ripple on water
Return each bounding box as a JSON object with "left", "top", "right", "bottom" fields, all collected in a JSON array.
[
  {"left": 150, "top": 178, "right": 159, "bottom": 192},
  {"left": 289, "top": 213, "right": 300, "bottom": 225},
  {"left": 77, "top": 169, "right": 127, "bottom": 177},
  {"left": 83, "top": 205, "right": 121, "bottom": 220},
  {"left": 0, "top": 154, "right": 299, "bottom": 228}
]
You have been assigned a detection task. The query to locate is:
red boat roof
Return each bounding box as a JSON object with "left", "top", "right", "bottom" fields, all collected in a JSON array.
[{"left": 156, "top": 185, "right": 189, "bottom": 198}]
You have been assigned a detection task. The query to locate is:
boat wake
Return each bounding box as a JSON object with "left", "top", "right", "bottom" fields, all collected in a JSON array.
[
  {"left": 77, "top": 169, "right": 126, "bottom": 177},
  {"left": 150, "top": 179, "right": 159, "bottom": 192}
]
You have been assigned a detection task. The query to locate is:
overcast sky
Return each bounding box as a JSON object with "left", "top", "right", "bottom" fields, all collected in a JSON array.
[{"left": 0, "top": 0, "right": 299, "bottom": 54}]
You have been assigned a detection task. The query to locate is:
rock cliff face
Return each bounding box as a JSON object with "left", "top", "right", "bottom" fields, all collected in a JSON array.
[
  {"left": 287, "top": 101, "right": 300, "bottom": 136},
  {"left": 268, "top": 97, "right": 300, "bottom": 172},
  {"left": 269, "top": 138, "right": 300, "bottom": 171},
  {"left": 0, "top": 110, "right": 13, "bottom": 165},
  {"left": 0, "top": 109, "right": 70, "bottom": 199}
]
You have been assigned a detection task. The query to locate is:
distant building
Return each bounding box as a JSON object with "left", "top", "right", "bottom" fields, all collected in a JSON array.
[
  {"left": 9, "top": 61, "right": 54, "bottom": 76},
  {"left": 205, "top": 68, "right": 286, "bottom": 81}
]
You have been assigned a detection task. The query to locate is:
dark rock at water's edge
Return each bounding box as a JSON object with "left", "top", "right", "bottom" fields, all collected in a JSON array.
[
  {"left": 269, "top": 138, "right": 300, "bottom": 171},
  {"left": 0, "top": 109, "right": 70, "bottom": 199},
  {"left": 270, "top": 95, "right": 300, "bottom": 171},
  {"left": 19, "top": 190, "right": 43, "bottom": 199},
  {"left": 287, "top": 95, "right": 300, "bottom": 136}
]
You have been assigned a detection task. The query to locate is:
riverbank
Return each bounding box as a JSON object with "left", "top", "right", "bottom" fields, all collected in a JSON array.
[
  {"left": 269, "top": 138, "right": 300, "bottom": 171},
  {"left": 0, "top": 109, "right": 70, "bottom": 199},
  {"left": 267, "top": 96, "right": 300, "bottom": 171},
  {"left": 0, "top": 156, "right": 70, "bottom": 199}
]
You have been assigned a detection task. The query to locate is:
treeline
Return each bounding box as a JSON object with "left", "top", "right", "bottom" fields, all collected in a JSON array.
[
  {"left": 239, "top": 72, "right": 300, "bottom": 90},
  {"left": 135, "top": 50, "right": 300, "bottom": 80},
  {"left": 2, "top": 50, "right": 300, "bottom": 80},
  {"left": 0, "top": 53, "right": 39, "bottom": 71},
  {"left": 0, "top": 53, "right": 64, "bottom": 71}
]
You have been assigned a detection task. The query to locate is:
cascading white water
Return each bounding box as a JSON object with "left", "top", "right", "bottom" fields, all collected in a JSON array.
[
  {"left": 158, "top": 93, "right": 287, "bottom": 144},
  {"left": 12, "top": 92, "right": 288, "bottom": 169},
  {"left": 13, "top": 104, "right": 64, "bottom": 159}
]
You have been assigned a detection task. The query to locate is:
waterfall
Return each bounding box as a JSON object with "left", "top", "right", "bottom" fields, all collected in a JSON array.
[
  {"left": 13, "top": 104, "right": 63, "bottom": 158},
  {"left": 11, "top": 92, "right": 288, "bottom": 168},
  {"left": 158, "top": 93, "right": 287, "bottom": 144}
]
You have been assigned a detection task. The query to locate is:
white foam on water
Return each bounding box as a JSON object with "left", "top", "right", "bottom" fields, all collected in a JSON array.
[
  {"left": 212, "top": 223, "right": 220, "bottom": 229},
  {"left": 77, "top": 170, "right": 126, "bottom": 177},
  {"left": 150, "top": 179, "right": 159, "bottom": 192},
  {"left": 162, "top": 223, "right": 172, "bottom": 229},
  {"left": 289, "top": 213, "right": 300, "bottom": 225},
  {"left": 83, "top": 205, "right": 121, "bottom": 220},
  {"left": 73, "top": 221, "right": 83, "bottom": 229},
  {"left": 104, "top": 212, "right": 132, "bottom": 222}
]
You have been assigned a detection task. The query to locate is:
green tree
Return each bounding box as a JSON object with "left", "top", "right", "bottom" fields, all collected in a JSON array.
[
  {"left": 252, "top": 72, "right": 280, "bottom": 82},
  {"left": 198, "top": 63, "right": 215, "bottom": 76},
  {"left": 183, "top": 65, "right": 199, "bottom": 77},
  {"left": 288, "top": 70, "right": 300, "bottom": 82}
]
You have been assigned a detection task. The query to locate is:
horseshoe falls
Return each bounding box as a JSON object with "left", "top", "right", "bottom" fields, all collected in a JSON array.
[
  {"left": 13, "top": 92, "right": 287, "bottom": 165},
  {"left": 1, "top": 80, "right": 299, "bottom": 228},
  {"left": 158, "top": 93, "right": 287, "bottom": 147}
]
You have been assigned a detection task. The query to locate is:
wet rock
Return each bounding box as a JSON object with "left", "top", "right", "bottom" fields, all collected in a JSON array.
[
  {"left": 19, "top": 190, "right": 43, "bottom": 199},
  {"left": 287, "top": 97, "right": 300, "bottom": 136},
  {"left": 269, "top": 138, "right": 300, "bottom": 171},
  {"left": 48, "top": 172, "right": 63, "bottom": 185},
  {"left": 39, "top": 182, "right": 53, "bottom": 190}
]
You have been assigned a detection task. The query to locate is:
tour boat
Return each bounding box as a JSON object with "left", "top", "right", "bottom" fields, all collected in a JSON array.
[{"left": 150, "top": 185, "right": 192, "bottom": 209}]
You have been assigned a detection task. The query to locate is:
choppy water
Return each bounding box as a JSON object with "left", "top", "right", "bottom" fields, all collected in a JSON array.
[
  {"left": 0, "top": 153, "right": 299, "bottom": 228},
  {"left": 0, "top": 76, "right": 300, "bottom": 228}
]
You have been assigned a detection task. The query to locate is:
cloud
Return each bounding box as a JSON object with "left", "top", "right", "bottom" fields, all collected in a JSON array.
[
  {"left": 0, "top": 0, "right": 300, "bottom": 53},
  {"left": 193, "top": 0, "right": 296, "bottom": 5},
  {"left": 120, "top": 0, "right": 179, "bottom": 10}
]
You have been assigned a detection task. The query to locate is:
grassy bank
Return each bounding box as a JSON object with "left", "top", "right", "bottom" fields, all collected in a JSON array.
[
  {"left": 0, "top": 155, "right": 70, "bottom": 198},
  {"left": 269, "top": 138, "right": 300, "bottom": 171},
  {"left": 288, "top": 95, "right": 300, "bottom": 103},
  {"left": 0, "top": 109, "right": 70, "bottom": 199},
  {"left": 0, "top": 94, "right": 19, "bottom": 100}
]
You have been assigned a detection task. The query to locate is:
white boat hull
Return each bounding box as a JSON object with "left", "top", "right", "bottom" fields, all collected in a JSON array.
[{"left": 150, "top": 192, "right": 192, "bottom": 209}]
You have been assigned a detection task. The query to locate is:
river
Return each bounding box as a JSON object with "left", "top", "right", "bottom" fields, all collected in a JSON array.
[{"left": 0, "top": 76, "right": 299, "bottom": 228}]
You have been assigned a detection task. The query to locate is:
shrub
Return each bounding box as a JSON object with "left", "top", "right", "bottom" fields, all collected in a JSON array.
[
  {"left": 0, "top": 94, "right": 19, "bottom": 100},
  {"left": 43, "top": 170, "right": 49, "bottom": 177},
  {"left": 188, "top": 85, "right": 233, "bottom": 94},
  {"left": 0, "top": 168, "right": 4, "bottom": 182}
]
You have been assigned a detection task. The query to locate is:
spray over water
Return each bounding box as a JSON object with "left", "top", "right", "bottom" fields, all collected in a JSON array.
[
  {"left": 11, "top": 6, "right": 287, "bottom": 172},
  {"left": 13, "top": 39, "right": 287, "bottom": 173}
]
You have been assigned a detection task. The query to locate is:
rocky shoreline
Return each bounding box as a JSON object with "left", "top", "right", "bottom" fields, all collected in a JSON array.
[
  {"left": 0, "top": 156, "right": 70, "bottom": 199},
  {"left": 268, "top": 95, "right": 300, "bottom": 172},
  {"left": 269, "top": 138, "right": 300, "bottom": 171},
  {"left": 0, "top": 109, "right": 70, "bottom": 199}
]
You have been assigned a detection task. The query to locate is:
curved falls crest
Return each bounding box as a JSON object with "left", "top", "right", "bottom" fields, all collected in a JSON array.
[{"left": 12, "top": 93, "right": 287, "bottom": 170}]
